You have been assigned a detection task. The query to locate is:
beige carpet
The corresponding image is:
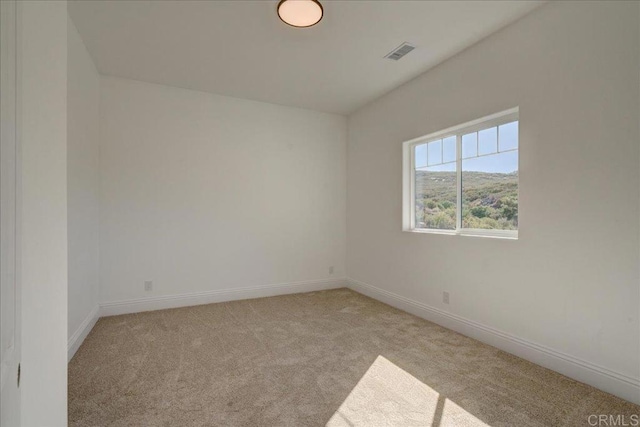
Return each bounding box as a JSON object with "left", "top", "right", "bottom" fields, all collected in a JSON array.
[{"left": 69, "top": 288, "right": 639, "bottom": 426}]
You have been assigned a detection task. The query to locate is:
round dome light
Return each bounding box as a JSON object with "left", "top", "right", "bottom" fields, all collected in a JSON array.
[{"left": 277, "top": 0, "right": 323, "bottom": 28}]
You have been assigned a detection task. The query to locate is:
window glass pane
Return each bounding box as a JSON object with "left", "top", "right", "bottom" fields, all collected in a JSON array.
[
  {"left": 462, "top": 132, "right": 477, "bottom": 159},
  {"left": 415, "top": 162, "right": 456, "bottom": 230},
  {"left": 478, "top": 127, "right": 497, "bottom": 155},
  {"left": 427, "top": 139, "right": 442, "bottom": 166},
  {"left": 499, "top": 121, "right": 518, "bottom": 151},
  {"left": 462, "top": 150, "right": 518, "bottom": 230},
  {"left": 415, "top": 144, "right": 427, "bottom": 168},
  {"left": 443, "top": 136, "right": 456, "bottom": 163}
]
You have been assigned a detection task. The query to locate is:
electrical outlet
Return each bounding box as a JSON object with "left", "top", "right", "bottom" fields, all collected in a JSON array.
[
  {"left": 329, "top": 266, "right": 334, "bottom": 275},
  {"left": 144, "top": 280, "right": 153, "bottom": 291},
  {"left": 443, "top": 291, "right": 450, "bottom": 304}
]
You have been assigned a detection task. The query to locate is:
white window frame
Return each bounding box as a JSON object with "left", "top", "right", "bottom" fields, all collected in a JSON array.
[{"left": 402, "top": 107, "right": 519, "bottom": 239}]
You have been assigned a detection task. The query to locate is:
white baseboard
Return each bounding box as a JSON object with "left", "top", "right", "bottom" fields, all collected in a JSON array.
[
  {"left": 347, "top": 278, "right": 640, "bottom": 406},
  {"left": 68, "top": 304, "right": 100, "bottom": 362},
  {"left": 99, "top": 278, "right": 346, "bottom": 317}
]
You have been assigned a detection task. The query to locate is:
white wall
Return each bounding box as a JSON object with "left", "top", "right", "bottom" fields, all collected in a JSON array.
[
  {"left": 347, "top": 0, "right": 639, "bottom": 402},
  {"left": 20, "top": 1, "right": 68, "bottom": 425},
  {"left": 99, "top": 77, "right": 346, "bottom": 304},
  {"left": 67, "top": 16, "right": 100, "bottom": 357}
]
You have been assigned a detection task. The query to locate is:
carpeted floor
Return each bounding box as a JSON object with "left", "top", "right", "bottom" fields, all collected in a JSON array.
[{"left": 69, "top": 288, "right": 639, "bottom": 426}]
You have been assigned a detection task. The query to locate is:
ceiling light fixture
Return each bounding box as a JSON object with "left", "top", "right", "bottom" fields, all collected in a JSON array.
[{"left": 277, "top": 0, "right": 323, "bottom": 28}]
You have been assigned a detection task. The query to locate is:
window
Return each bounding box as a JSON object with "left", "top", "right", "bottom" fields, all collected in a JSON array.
[{"left": 402, "top": 108, "right": 519, "bottom": 239}]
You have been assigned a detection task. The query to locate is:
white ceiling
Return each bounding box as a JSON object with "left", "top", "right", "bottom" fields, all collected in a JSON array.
[{"left": 68, "top": 0, "right": 543, "bottom": 115}]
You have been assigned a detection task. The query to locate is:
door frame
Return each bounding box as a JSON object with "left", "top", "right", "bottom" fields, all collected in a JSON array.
[{"left": 0, "top": 0, "right": 22, "bottom": 425}]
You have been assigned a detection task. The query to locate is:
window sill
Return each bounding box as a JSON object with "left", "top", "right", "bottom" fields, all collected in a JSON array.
[{"left": 403, "top": 228, "right": 518, "bottom": 240}]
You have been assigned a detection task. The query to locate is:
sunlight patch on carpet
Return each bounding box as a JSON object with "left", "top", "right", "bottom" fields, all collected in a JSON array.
[{"left": 327, "top": 355, "right": 489, "bottom": 427}]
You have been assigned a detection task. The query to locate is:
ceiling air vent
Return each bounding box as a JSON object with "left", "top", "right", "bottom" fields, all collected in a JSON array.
[{"left": 384, "top": 43, "right": 415, "bottom": 61}]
